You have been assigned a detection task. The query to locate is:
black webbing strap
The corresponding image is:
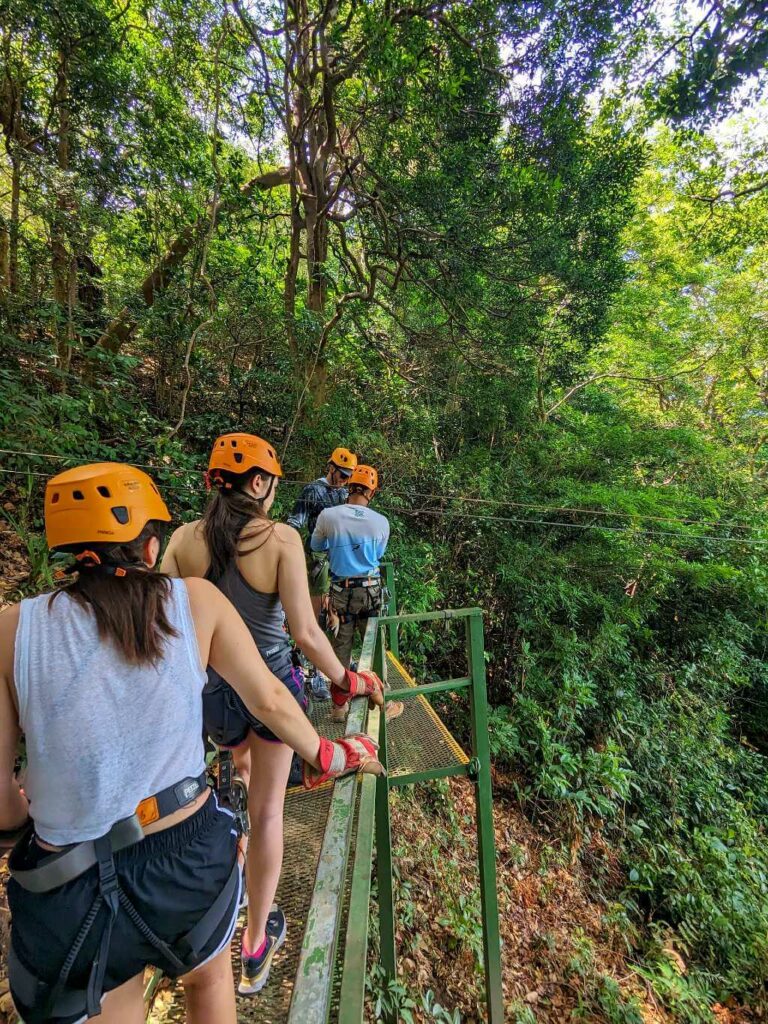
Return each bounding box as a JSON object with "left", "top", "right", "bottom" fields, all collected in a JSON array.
[
  {"left": 8, "top": 827, "right": 241, "bottom": 1021},
  {"left": 10, "top": 816, "right": 144, "bottom": 894},
  {"left": 8, "top": 945, "right": 89, "bottom": 1020},
  {"left": 9, "top": 772, "right": 207, "bottom": 894},
  {"left": 85, "top": 835, "right": 120, "bottom": 1018}
]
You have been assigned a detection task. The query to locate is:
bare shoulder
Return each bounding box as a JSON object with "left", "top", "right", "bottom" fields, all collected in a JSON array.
[
  {"left": 182, "top": 576, "right": 221, "bottom": 604},
  {"left": 171, "top": 520, "right": 203, "bottom": 543},
  {"left": 273, "top": 522, "right": 303, "bottom": 548}
]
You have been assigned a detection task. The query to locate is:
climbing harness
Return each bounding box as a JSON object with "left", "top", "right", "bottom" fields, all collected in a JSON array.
[
  {"left": 332, "top": 576, "right": 380, "bottom": 589},
  {"left": 330, "top": 578, "right": 385, "bottom": 624},
  {"left": 8, "top": 772, "right": 239, "bottom": 1021}
]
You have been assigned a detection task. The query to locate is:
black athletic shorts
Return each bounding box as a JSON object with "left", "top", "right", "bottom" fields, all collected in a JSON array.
[
  {"left": 203, "top": 662, "right": 308, "bottom": 746},
  {"left": 7, "top": 793, "right": 241, "bottom": 1024}
]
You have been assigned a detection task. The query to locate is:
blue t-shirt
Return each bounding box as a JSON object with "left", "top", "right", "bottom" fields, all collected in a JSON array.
[{"left": 311, "top": 504, "right": 390, "bottom": 580}]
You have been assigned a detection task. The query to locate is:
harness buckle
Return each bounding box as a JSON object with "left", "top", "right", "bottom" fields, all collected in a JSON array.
[
  {"left": 95, "top": 838, "right": 119, "bottom": 900},
  {"left": 136, "top": 796, "right": 160, "bottom": 827}
]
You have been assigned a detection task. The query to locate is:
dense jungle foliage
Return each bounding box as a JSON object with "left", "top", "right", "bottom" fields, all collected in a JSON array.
[{"left": 1, "top": 0, "right": 768, "bottom": 1019}]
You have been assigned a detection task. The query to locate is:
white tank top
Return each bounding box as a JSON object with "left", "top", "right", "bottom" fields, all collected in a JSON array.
[{"left": 14, "top": 578, "right": 207, "bottom": 845}]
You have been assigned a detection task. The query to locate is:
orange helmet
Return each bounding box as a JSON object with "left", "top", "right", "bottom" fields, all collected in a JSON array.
[
  {"left": 209, "top": 433, "right": 283, "bottom": 478},
  {"left": 348, "top": 465, "right": 378, "bottom": 493},
  {"left": 45, "top": 463, "right": 171, "bottom": 550},
  {"left": 328, "top": 447, "right": 357, "bottom": 475}
]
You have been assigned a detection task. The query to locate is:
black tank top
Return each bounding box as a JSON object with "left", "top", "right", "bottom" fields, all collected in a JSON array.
[{"left": 210, "top": 561, "right": 293, "bottom": 679}]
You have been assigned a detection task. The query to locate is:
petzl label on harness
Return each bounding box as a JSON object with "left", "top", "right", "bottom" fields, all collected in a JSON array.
[
  {"left": 175, "top": 778, "right": 202, "bottom": 805},
  {"left": 136, "top": 796, "right": 160, "bottom": 827}
]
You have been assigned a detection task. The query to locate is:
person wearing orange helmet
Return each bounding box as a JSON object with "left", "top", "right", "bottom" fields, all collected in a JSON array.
[
  {"left": 311, "top": 465, "right": 390, "bottom": 708},
  {"left": 0, "top": 462, "right": 381, "bottom": 1024},
  {"left": 160, "top": 434, "right": 383, "bottom": 998},
  {"left": 286, "top": 447, "right": 358, "bottom": 620}
]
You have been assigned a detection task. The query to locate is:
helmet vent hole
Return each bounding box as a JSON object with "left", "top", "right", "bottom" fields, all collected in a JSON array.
[
  {"left": 231, "top": 440, "right": 237, "bottom": 447},
  {"left": 72, "top": 490, "right": 85, "bottom": 500},
  {"left": 51, "top": 492, "right": 60, "bottom": 504},
  {"left": 234, "top": 452, "right": 243, "bottom": 464},
  {"left": 111, "top": 506, "right": 130, "bottom": 525},
  {"left": 97, "top": 486, "right": 111, "bottom": 498}
]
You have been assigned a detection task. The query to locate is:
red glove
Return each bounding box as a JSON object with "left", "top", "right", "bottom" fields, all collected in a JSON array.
[
  {"left": 331, "top": 669, "right": 385, "bottom": 709},
  {"left": 304, "top": 734, "right": 384, "bottom": 790}
]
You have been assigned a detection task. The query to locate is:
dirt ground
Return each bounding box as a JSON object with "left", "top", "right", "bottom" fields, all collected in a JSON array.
[{"left": 383, "top": 776, "right": 763, "bottom": 1024}]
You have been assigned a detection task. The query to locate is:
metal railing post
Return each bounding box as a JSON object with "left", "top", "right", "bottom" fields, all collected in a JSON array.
[
  {"left": 382, "top": 561, "right": 399, "bottom": 657},
  {"left": 467, "top": 610, "right": 504, "bottom": 1024},
  {"left": 374, "top": 624, "right": 397, "bottom": 1021}
]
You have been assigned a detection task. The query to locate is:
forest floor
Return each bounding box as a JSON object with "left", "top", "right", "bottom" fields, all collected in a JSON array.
[
  {"left": 385, "top": 776, "right": 758, "bottom": 1024},
  {"left": 0, "top": 518, "right": 760, "bottom": 1024}
]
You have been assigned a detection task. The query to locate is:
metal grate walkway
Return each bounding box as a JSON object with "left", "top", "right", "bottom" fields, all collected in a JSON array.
[{"left": 384, "top": 653, "right": 469, "bottom": 783}]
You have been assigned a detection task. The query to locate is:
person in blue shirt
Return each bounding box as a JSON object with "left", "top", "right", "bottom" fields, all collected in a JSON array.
[
  {"left": 286, "top": 446, "right": 358, "bottom": 616},
  {"left": 311, "top": 465, "right": 389, "bottom": 710},
  {"left": 287, "top": 447, "right": 358, "bottom": 701}
]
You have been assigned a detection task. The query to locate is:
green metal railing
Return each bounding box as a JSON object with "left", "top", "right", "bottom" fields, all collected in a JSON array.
[
  {"left": 277, "top": 564, "right": 502, "bottom": 1023},
  {"left": 336, "top": 603, "right": 504, "bottom": 1024}
]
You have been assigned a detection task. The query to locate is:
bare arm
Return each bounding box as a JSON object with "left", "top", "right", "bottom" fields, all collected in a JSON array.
[
  {"left": 185, "top": 578, "right": 323, "bottom": 766},
  {"left": 0, "top": 607, "right": 30, "bottom": 831},
  {"left": 277, "top": 526, "right": 345, "bottom": 686}
]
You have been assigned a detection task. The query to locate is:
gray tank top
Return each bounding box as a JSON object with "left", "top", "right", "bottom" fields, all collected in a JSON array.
[
  {"left": 14, "top": 579, "right": 207, "bottom": 846},
  {"left": 209, "top": 562, "right": 292, "bottom": 679}
]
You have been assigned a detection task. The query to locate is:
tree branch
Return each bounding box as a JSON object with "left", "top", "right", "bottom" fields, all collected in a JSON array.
[
  {"left": 93, "top": 166, "right": 290, "bottom": 353},
  {"left": 543, "top": 348, "right": 723, "bottom": 420},
  {"left": 690, "top": 177, "right": 768, "bottom": 204}
]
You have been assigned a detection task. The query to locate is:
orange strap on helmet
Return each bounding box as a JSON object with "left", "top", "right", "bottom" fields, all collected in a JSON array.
[
  {"left": 348, "top": 465, "right": 378, "bottom": 493},
  {"left": 329, "top": 447, "right": 358, "bottom": 472},
  {"left": 45, "top": 463, "right": 171, "bottom": 551},
  {"left": 209, "top": 433, "right": 283, "bottom": 479},
  {"left": 54, "top": 550, "right": 135, "bottom": 579}
]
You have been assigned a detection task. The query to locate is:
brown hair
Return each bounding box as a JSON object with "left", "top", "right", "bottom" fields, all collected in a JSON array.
[
  {"left": 49, "top": 522, "right": 177, "bottom": 666},
  {"left": 201, "top": 468, "right": 276, "bottom": 583}
]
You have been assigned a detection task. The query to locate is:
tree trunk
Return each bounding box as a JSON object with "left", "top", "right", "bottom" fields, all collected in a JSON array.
[
  {"left": 8, "top": 148, "right": 19, "bottom": 294},
  {"left": 0, "top": 217, "right": 8, "bottom": 295},
  {"left": 51, "top": 48, "right": 75, "bottom": 372}
]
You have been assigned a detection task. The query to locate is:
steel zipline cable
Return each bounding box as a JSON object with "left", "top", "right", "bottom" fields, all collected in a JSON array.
[
  {"left": 0, "top": 447, "right": 761, "bottom": 530},
  {"left": 1, "top": 449, "right": 766, "bottom": 547}
]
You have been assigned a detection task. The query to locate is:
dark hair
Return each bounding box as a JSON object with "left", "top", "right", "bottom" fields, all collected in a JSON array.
[
  {"left": 348, "top": 484, "right": 370, "bottom": 497},
  {"left": 49, "top": 522, "right": 177, "bottom": 667},
  {"left": 201, "top": 468, "right": 276, "bottom": 583}
]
